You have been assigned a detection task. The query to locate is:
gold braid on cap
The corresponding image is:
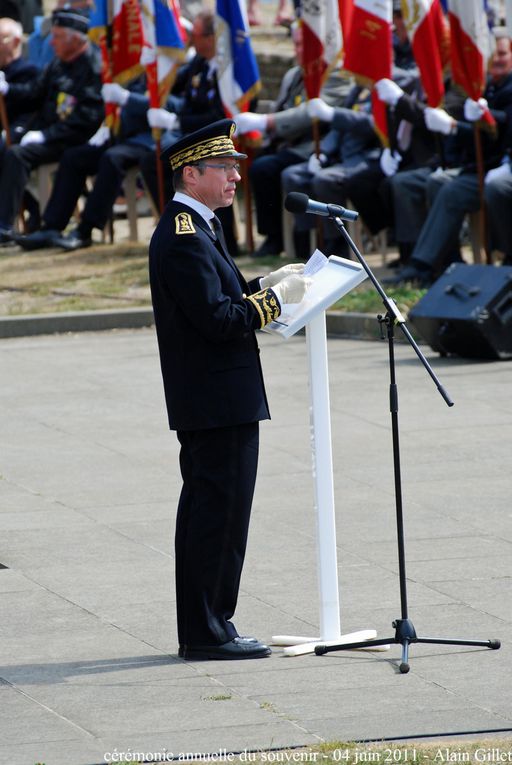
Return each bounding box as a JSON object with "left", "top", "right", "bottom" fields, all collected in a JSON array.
[
  {"left": 245, "top": 288, "right": 281, "bottom": 329},
  {"left": 170, "top": 136, "right": 237, "bottom": 171}
]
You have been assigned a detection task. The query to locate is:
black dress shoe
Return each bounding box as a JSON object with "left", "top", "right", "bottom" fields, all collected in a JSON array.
[
  {"left": 180, "top": 637, "right": 271, "bottom": 660},
  {"left": 17, "top": 229, "right": 62, "bottom": 251},
  {"left": 252, "top": 236, "right": 283, "bottom": 258},
  {"left": 0, "top": 226, "right": 15, "bottom": 246},
  {"left": 54, "top": 228, "right": 92, "bottom": 251},
  {"left": 382, "top": 262, "right": 433, "bottom": 288}
]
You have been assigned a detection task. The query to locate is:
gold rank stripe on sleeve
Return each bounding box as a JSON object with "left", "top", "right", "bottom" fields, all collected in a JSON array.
[
  {"left": 245, "top": 288, "right": 281, "bottom": 328},
  {"left": 175, "top": 212, "right": 196, "bottom": 235}
]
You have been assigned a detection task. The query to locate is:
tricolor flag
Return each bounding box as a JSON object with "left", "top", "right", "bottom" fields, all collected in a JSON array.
[
  {"left": 343, "top": 0, "right": 393, "bottom": 144},
  {"left": 301, "top": 0, "right": 343, "bottom": 99},
  {"left": 215, "top": 0, "right": 261, "bottom": 116},
  {"left": 448, "top": 0, "right": 495, "bottom": 125},
  {"left": 400, "top": 0, "right": 447, "bottom": 107},
  {"left": 140, "top": 0, "right": 186, "bottom": 108}
]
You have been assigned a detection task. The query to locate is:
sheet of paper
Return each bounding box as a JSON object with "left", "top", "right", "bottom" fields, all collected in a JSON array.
[
  {"left": 304, "top": 248, "right": 328, "bottom": 277},
  {"left": 263, "top": 254, "right": 368, "bottom": 339}
]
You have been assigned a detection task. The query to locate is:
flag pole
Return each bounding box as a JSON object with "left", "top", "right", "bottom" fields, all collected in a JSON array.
[
  {"left": 153, "top": 127, "right": 165, "bottom": 216},
  {"left": 473, "top": 123, "right": 491, "bottom": 264},
  {"left": 0, "top": 94, "right": 11, "bottom": 147},
  {"left": 312, "top": 116, "right": 324, "bottom": 250},
  {"left": 2, "top": 90, "right": 26, "bottom": 233},
  {"left": 238, "top": 135, "right": 254, "bottom": 253}
]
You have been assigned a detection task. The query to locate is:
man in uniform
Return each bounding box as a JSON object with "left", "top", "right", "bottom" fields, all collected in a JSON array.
[
  {"left": 149, "top": 119, "right": 309, "bottom": 660},
  {"left": 0, "top": 6, "right": 103, "bottom": 242}
]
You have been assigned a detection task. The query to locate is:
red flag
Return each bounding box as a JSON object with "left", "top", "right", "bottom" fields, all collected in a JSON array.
[
  {"left": 344, "top": 0, "right": 393, "bottom": 145},
  {"left": 401, "top": 0, "right": 446, "bottom": 107},
  {"left": 339, "top": 0, "right": 354, "bottom": 45},
  {"left": 89, "top": 0, "right": 144, "bottom": 129},
  {"left": 301, "top": 0, "right": 343, "bottom": 99},
  {"left": 448, "top": 0, "right": 495, "bottom": 126}
]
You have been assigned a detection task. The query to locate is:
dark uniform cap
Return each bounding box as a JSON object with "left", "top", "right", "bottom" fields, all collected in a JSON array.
[
  {"left": 162, "top": 118, "right": 247, "bottom": 172},
  {"left": 51, "top": 7, "right": 90, "bottom": 34},
  {"left": 393, "top": 0, "right": 402, "bottom": 12}
]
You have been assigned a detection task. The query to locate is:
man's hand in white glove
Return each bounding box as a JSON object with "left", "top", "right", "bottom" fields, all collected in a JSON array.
[
  {"left": 260, "top": 263, "right": 305, "bottom": 290},
  {"left": 424, "top": 106, "right": 456, "bottom": 135},
  {"left": 485, "top": 161, "right": 512, "bottom": 185},
  {"left": 307, "top": 152, "right": 327, "bottom": 173},
  {"left": 20, "top": 130, "right": 45, "bottom": 146},
  {"left": 0, "top": 71, "right": 9, "bottom": 96},
  {"left": 379, "top": 148, "right": 402, "bottom": 177},
  {"left": 101, "top": 82, "right": 130, "bottom": 106},
  {"left": 88, "top": 124, "right": 111, "bottom": 147},
  {"left": 272, "top": 273, "right": 312, "bottom": 305},
  {"left": 375, "top": 78, "right": 403, "bottom": 106},
  {"left": 147, "top": 108, "right": 179, "bottom": 131},
  {"left": 234, "top": 112, "right": 268, "bottom": 135},
  {"left": 307, "top": 98, "right": 335, "bottom": 122},
  {"left": 464, "top": 97, "right": 488, "bottom": 122}
]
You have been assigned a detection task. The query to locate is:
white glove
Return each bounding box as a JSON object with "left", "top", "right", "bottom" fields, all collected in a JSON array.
[
  {"left": 485, "top": 161, "right": 512, "bottom": 185},
  {"left": 307, "top": 98, "right": 335, "bottom": 122},
  {"left": 101, "top": 82, "right": 130, "bottom": 106},
  {"left": 307, "top": 152, "right": 327, "bottom": 173},
  {"left": 147, "top": 108, "right": 179, "bottom": 131},
  {"left": 464, "top": 97, "right": 488, "bottom": 122},
  {"left": 375, "top": 78, "right": 404, "bottom": 106},
  {"left": 0, "top": 71, "right": 9, "bottom": 96},
  {"left": 88, "top": 124, "right": 111, "bottom": 146},
  {"left": 272, "top": 273, "right": 312, "bottom": 305},
  {"left": 20, "top": 130, "right": 45, "bottom": 146},
  {"left": 260, "top": 262, "right": 305, "bottom": 289},
  {"left": 379, "top": 148, "right": 402, "bottom": 177},
  {"left": 234, "top": 112, "right": 268, "bottom": 134},
  {"left": 424, "top": 106, "right": 456, "bottom": 135},
  {"left": 140, "top": 45, "right": 156, "bottom": 67}
]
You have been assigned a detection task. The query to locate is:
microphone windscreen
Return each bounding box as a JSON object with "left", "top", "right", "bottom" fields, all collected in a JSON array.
[{"left": 284, "top": 192, "right": 308, "bottom": 214}]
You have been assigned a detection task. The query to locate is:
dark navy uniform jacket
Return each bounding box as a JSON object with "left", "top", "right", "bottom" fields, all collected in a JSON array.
[{"left": 149, "top": 199, "right": 271, "bottom": 432}]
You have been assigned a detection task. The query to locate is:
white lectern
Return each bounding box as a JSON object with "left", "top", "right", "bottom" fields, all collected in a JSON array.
[{"left": 264, "top": 254, "right": 388, "bottom": 656}]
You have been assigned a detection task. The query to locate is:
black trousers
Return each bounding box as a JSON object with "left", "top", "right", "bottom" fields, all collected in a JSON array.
[
  {"left": 249, "top": 147, "right": 303, "bottom": 240},
  {"left": 175, "top": 422, "right": 259, "bottom": 647},
  {"left": 0, "top": 140, "right": 69, "bottom": 227},
  {"left": 43, "top": 142, "right": 150, "bottom": 232}
]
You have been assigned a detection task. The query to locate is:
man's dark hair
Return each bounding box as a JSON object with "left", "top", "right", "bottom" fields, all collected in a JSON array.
[
  {"left": 173, "top": 163, "right": 206, "bottom": 191},
  {"left": 196, "top": 9, "right": 214, "bottom": 36}
]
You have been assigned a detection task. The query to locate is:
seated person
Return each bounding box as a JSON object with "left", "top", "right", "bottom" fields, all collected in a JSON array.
[
  {"left": 0, "top": 6, "right": 103, "bottom": 243},
  {"left": 17, "top": 76, "right": 167, "bottom": 251}
]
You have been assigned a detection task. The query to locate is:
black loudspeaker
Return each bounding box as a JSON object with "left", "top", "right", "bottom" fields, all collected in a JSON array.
[{"left": 409, "top": 263, "right": 512, "bottom": 360}]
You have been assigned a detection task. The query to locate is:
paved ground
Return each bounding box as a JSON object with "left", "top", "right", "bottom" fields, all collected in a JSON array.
[{"left": 0, "top": 325, "right": 511, "bottom": 765}]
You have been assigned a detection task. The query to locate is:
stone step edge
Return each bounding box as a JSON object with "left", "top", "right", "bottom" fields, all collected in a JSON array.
[{"left": 0, "top": 307, "right": 421, "bottom": 342}]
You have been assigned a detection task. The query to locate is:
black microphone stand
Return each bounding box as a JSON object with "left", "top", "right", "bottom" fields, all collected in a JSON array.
[{"left": 315, "top": 216, "right": 501, "bottom": 673}]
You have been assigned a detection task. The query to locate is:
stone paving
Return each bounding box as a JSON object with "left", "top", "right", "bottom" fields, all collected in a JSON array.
[{"left": 0, "top": 327, "right": 511, "bottom": 764}]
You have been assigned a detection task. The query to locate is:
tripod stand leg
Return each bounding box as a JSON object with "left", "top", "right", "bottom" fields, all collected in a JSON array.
[
  {"left": 416, "top": 637, "right": 501, "bottom": 649},
  {"left": 400, "top": 641, "right": 410, "bottom": 674}
]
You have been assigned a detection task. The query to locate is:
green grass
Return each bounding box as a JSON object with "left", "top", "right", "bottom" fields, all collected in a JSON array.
[{"left": 332, "top": 284, "right": 427, "bottom": 315}]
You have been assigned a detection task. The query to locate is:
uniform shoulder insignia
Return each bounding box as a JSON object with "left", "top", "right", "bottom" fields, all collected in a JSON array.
[{"left": 175, "top": 212, "right": 196, "bottom": 235}]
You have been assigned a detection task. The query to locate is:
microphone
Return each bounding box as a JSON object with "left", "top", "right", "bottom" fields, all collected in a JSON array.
[{"left": 285, "top": 192, "right": 359, "bottom": 222}]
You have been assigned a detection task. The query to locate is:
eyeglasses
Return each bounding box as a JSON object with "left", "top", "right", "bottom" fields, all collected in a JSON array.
[{"left": 198, "top": 162, "right": 241, "bottom": 174}]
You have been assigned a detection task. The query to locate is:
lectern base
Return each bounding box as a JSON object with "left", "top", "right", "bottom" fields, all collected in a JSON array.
[{"left": 272, "top": 630, "right": 390, "bottom": 656}]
